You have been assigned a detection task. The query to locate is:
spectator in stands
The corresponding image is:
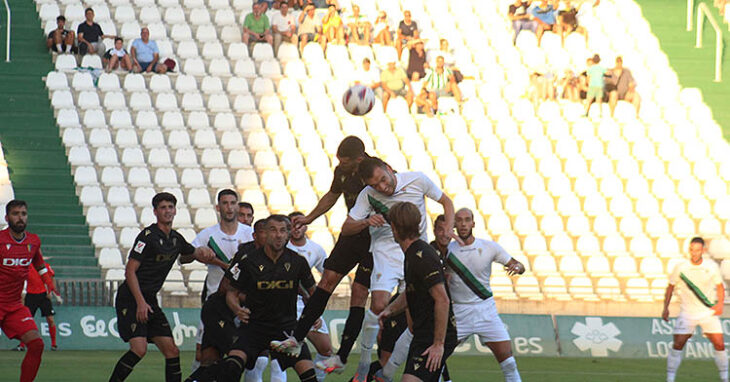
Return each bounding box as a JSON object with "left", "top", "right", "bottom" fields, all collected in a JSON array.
[
  {"left": 353, "top": 58, "right": 381, "bottom": 91},
  {"left": 396, "top": 10, "right": 419, "bottom": 59},
  {"left": 243, "top": 2, "right": 273, "bottom": 49},
  {"left": 560, "top": 69, "right": 581, "bottom": 102},
  {"left": 131, "top": 28, "right": 167, "bottom": 74},
  {"left": 372, "top": 11, "right": 392, "bottom": 46},
  {"left": 297, "top": 4, "right": 321, "bottom": 53},
  {"left": 104, "top": 37, "right": 133, "bottom": 72},
  {"left": 380, "top": 60, "right": 414, "bottom": 112},
  {"left": 557, "top": 0, "right": 588, "bottom": 45},
  {"left": 77, "top": 8, "right": 114, "bottom": 56},
  {"left": 424, "top": 56, "right": 462, "bottom": 103},
  {"left": 531, "top": 0, "right": 557, "bottom": 46},
  {"left": 346, "top": 5, "right": 372, "bottom": 45},
  {"left": 508, "top": 0, "right": 537, "bottom": 45},
  {"left": 428, "top": 38, "right": 455, "bottom": 68},
  {"left": 46, "top": 16, "right": 75, "bottom": 54},
  {"left": 321, "top": 4, "right": 345, "bottom": 49},
  {"left": 271, "top": 2, "right": 297, "bottom": 56},
  {"left": 406, "top": 39, "right": 427, "bottom": 81},
  {"left": 606, "top": 56, "right": 641, "bottom": 117},
  {"left": 585, "top": 54, "right": 606, "bottom": 117},
  {"left": 415, "top": 88, "right": 438, "bottom": 117}
]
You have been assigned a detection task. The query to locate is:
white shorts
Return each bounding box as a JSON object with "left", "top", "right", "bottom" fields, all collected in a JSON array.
[
  {"left": 370, "top": 242, "right": 404, "bottom": 292},
  {"left": 673, "top": 313, "right": 722, "bottom": 335},
  {"left": 297, "top": 297, "right": 328, "bottom": 334},
  {"left": 453, "top": 299, "right": 510, "bottom": 343}
]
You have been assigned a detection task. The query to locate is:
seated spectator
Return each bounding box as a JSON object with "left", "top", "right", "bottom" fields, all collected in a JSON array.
[
  {"left": 104, "top": 37, "right": 133, "bottom": 72},
  {"left": 558, "top": 0, "right": 588, "bottom": 45},
  {"left": 415, "top": 88, "right": 438, "bottom": 117},
  {"left": 243, "top": 2, "right": 273, "bottom": 48},
  {"left": 353, "top": 58, "right": 381, "bottom": 90},
  {"left": 372, "top": 11, "right": 392, "bottom": 46},
  {"left": 509, "top": 0, "right": 537, "bottom": 45},
  {"left": 297, "top": 4, "right": 321, "bottom": 52},
  {"left": 346, "top": 5, "right": 372, "bottom": 45},
  {"left": 131, "top": 28, "right": 167, "bottom": 74},
  {"left": 424, "top": 56, "right": 462, "bottom": 103},
  {"left": 271, "top": 2, "right": 297, "bottom": 56},
  {"left": 47, "top": 16, "right": 75, "bottom": 54},
  {"left": 427, "top": 38, "right": 455, "bottom": 68},
  {"left": 77, "top": 8, "right": 115, "bottom": 56},
  {"left": 585, "top": 54, "right": 606, "bottom": 117},
  {"left": 380, "top": 60, "right": 414, "bottom": 112},
  {"left": 560, "top": 69, "right": 581, "bottom": 102},
  {"left": 406, "top": 39, "right": 427, "bottom": 81},
  {"left": 531, "top": 0, "right": 557, "bottom": 46},
  {"left": 606, "top": 56, "right": 641, "bottom": 117},
  {"left": 321, "top": 4, "right": 345, "bottom": 49},
  {"left": 396, "top": 10, "right": 419, "bottom": 59}
]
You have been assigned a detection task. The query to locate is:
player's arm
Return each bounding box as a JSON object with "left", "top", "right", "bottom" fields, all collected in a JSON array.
[
  {"left": 125, "top": 258, "right": 153, "bottom": 323},
  {"left": 425, "top": 282, "right": 450, "bottom": 372},
  {"left": 31, "top": 248, "right": 57, "bottom": 294},
  {"left": 378, "top": 292, "right": 407, "bottom": 325},
  {"left": 662, "top": 283, "right": 675, "bottom": 321},
  {"left": 342, "top": 189, "right": 384, "bottom": 235},
  {"left": 296, "top": 190, "right": 341, "bottom": 227},
  {"left": 180, "top": 246, "right": 215, "bottom": 264},
  {"left": 504, "top": 258, "right": 526, "bottom": 276},
  {"left": 714, "top": 283, "right": 725, "bottom": 316}
]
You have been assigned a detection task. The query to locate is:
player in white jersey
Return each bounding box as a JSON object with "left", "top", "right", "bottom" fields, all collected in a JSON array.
[
  {"left": 342, "top": 157, "right": 457, "bottom": 378},
  {"left": 663, "top": 237, "right": 727, "bottom": 382},
  {"left": 190, "top": 189, "right": 254, "bottom": 373}
]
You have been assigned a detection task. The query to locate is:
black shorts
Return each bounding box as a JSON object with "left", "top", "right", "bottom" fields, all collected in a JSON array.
[
  {"left": 232, "top": 324, "right": 312, "bottom": 370},
  {"left": 25, "top": 293, "right": 55, "bottom": 317},
  {"left": 379, "top": 311, "right": 408, "bottom": 353},
  {"left": 323, "top": 231, "right": 373, "bottom": 288},
  {"left": 115, "top": 286, "right": 173, "bottom": 342},
  {"left": 403, "top": 341, "right": 457, "bottom": 382},
  {"left": 201, "top": 294, "right": 237, "bottom": 354}
]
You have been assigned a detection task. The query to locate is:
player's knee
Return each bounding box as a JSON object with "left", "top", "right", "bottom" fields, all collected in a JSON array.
[
  {"left": 130, "top": 344, "right": 147, "bottom": 358},
  {"left": 26, "top": 337, "right": 44, "bottom": 354},
  {"left": 165, "top": 345, "right": 180, "bottom": 358}
]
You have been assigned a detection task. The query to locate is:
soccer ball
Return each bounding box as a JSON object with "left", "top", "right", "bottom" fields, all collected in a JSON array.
[{"left": 342, "top": 85, "right": 376, "bottom": 116}]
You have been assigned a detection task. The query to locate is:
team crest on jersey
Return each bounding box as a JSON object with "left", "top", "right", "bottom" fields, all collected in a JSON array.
[
  {"left": 375, "top": 273, "right": 382, "bottom": 280},
  {"left": 159, "top": 239, "right": 164, "bottom": 246},
  {"left": 5, "top": 244, "right": 10, "bottom": 250},
  {"left": 340, "top": 175, "right": 346, "bottom": 183},
  {"left": 218, "top": 320, "right": 225, "bottom": 328},
  {"left": 133, "top": 241, "right": 146, "bottom": 254},
  {"left": 172, "top": 237, "right": 178, "bottom": 246},
  {"left": 130, "top": 323, "right": 137, "bottom": 332},
  {"left": 259, "top": 265, "right": 264, "bottom": 272},
  {"left": 284, "top": 262, "right": 291, "bottom": 272},
  {"left": 145, "top": 229, "right": 151, "bottom": 236},
  {"left": 27, "top": 244, "right": 32, "bottom": 252},
  {"left": 416, "top": 250, "right": 423, "bottom": 258}
]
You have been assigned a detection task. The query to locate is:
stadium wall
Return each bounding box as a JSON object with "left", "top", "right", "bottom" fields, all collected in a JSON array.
[{"left": 1, "top": 306, "right": 727, "bottom": 359}]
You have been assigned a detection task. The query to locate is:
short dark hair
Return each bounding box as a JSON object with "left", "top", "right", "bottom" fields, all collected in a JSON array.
[
  {"left": 388, "top": 202, "right": 421, "bottom": 241},
  {"left": 357, "top": 156, "right": 388, "bottom": 181},
  {"left": 253, "top": 218, "right": 267, "bottom": 232},
  {"left": 434, "top": 214, "right": 446, "bottom": 226},
  {"left": 266, "top": 214, "right": 291, "bottom": 231},
  {"left": 56, "top": 15, "right": 66, "bottom": 22},
  {"left": 114, "top": 37, "right": 123, "bottom": 43},
  {"left": 337, "top": 136, "right": 366, "bottom": 159},
  {"left": 363, "top": 58, "right": 370, "bottom": 64},
  {"left": 288, "top": 211, "right": 304, "bottom": 219},
  {"left": 592, "top": 54, "right": 600, "bottom": 64},
  {"left": 217, "top": 189, "right": 238, "bottom": 202},
  {"left": 238, "top": 201, "right": 254, "bottom": 213},
  {"left": 6, "top": 200, "right": 27, "bottom": 215},
  {"left": 85, "top": 7, "right": 94, "bottom": 14},
  {"left": 152, "top": 192, "right": 177, "bottom": 208},
  {"left": 690, "top": 237, "right": 705, "bottom": 246}
]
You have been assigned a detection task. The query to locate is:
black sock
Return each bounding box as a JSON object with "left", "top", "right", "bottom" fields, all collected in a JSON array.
[
  {"left": 442, "top": 362, "right": 451, "bottom": 380},
  {"left": 293, "top": 287, "right": 332, "bottom": 341},
  {"left": 165, "top": 356, "right": 181, "bottom": 382},
  {"left": 298, "top": 368, "right": 317, "bottom": 382},
  {"left": 216, "top": 355, "right": 244, "bottom": 382},
  {"left": 109, "top": 350, "right": 141, "bottom": 382},
  {"left": 367, "top": 360, "right": 382, "bottom": 380},
  {"left": 336, "top": 306, "right": 365, "bottom": 363},
  {"left": 185, "top": 365, "right": 215, "bottom": 382}
]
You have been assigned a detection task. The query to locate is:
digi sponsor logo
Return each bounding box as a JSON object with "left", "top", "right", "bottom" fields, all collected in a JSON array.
[{"left": 2, "top": 258, "right": 32, "bottom": 267}]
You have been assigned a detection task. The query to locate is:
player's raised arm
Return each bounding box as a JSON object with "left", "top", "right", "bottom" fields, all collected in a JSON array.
[
  {"left": 342, "top": 188, "right": 382, "bottom": 236},
  {"left": 296, "top": 190, "right": 340, "bottom": 228}
]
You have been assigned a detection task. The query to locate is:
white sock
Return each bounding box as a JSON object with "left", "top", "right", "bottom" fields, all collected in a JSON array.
[
  {"left": 359, "top": 309, "right": 380, "bottom": 366},
  {"left": 56, "top": 44, "right": 62, "bottom": 52},
  {"left": 270, "top": 359, "right": 287, "bottom": 382},
  {"left": 667, "top": 348, "right": 683, "bottom": 382},
  {"left": 244, "top": 356, "right": 268, "bottom": 382},
  {"left": 314, "top": 353, "right": 328, "bottom": 381},
  {"left": 499, "top": 356, "right": 521, "bottom": 382},
  {"left": 383, "top": 330, "right": 413, "bottom": 378},
  {"left": 715, "top": 349, "right": 728, "bottom": 382},
  {"left": 65, "top": 45, "right": 71, "bottom": 53},
  {"left": 191, "top": 359, "right": 200, "bottom": 373}
]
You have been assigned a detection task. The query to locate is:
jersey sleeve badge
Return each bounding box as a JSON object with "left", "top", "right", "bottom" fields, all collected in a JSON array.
[
  {"left": 230, "top": 262, "right": 241, "bottom": 280},
  {"left": 133, "top": 241, "right": 146, "bottom": 254}
]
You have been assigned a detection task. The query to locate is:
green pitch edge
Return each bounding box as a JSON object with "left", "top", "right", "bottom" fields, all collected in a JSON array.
[
  {"left": 0, "top": 0, "right": 99, "bottom": 279},
  {"left": 636, "top": 0, "right": 730, "bottom": 139}
]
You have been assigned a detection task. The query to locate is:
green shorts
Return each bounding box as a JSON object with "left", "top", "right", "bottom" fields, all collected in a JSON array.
[{"left": 587, "top": 86, "right": 604, "bottom": 100}]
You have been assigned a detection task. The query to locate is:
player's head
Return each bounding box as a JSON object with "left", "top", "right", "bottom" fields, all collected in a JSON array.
[
  {"left": 337, "top": 136, "right": 367, "bottom": 173},
  {"left": 265, "top": 215, "right": 291, "bottom": 252},
  {"left": 5, "top": 200, "right": 28, "bottom": 234},
  {"left": 433, "top": 214, "right": 450, "bottom": 248},
  {"left": 358, "top": 157, "right": 396, "bottom": 196},
  {"left": 252, "top": 218, "right": 268, "bottom": 248},
  {"left": 216, "top": 189, "right": 239, "bottom": 223},
  {"left": 152, "top": 192, "right": 177, "bottom": 225},
  {"left": 288, "top": 211, "right": 307, "bottom": 241},
  {"left": 388, "top": 202, "right": 421, "bottom": 243},
  {"left": 689, "top": 236, "right": 705, "bottom": 262},
  {"left": 454, "top": 208, "right": 475, "bottom": 241},
  {"left": 238, "top": 202, "right": 254, "bottom": 226}
]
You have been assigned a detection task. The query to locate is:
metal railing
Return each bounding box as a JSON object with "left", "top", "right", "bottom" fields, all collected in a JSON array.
[
  {"left": 695, "top": 3, "right": 723, "bottom": 82},
  {"left": 57, "top": 279, "right": 115, "bottom": 306},
  {"left": 2, "top": 0, "right": 9, "bottom": 62}
]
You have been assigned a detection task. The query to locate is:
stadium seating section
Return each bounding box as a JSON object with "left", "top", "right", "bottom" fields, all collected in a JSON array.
[{"left": 28, "top": 0, "right": 730, "bottom": 303}]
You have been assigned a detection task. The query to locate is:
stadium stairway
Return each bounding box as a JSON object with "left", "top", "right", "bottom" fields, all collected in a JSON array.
[{"left": 0, "top": 0, "right": 99, "bottom": 279}]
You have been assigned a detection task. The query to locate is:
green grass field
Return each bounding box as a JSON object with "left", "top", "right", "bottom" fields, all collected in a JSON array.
[{"left": 0, "top": 350, "right": 720, "bottom": 381}]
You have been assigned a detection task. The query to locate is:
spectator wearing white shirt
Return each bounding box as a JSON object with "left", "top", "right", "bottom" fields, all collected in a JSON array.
[
  {"left": 345, "top": 5, "right": 372, "bottom": 45},
  {"left": 427, "top": 39, "right": 455, "bottom": 69},
  {"left": 104, "top": 37, "right": 133, "bottom": 72},
  {"left": 353, "top": 58, "right": 381, "bottom": 91},
  {"left": 372, "top": 10, "right": 392, "bottom": 45},
  {"left": 271, "top": 2, "right": 297, "bottom": 55}
]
